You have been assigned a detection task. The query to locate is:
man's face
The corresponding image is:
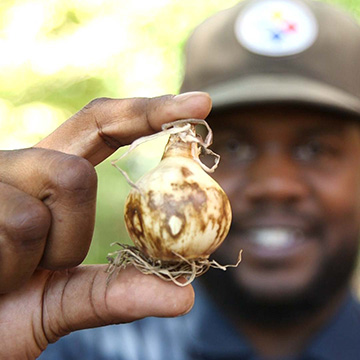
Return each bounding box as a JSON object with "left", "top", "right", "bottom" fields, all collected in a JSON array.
[{"left": 207, "top": 106, "right": 360, "bottom": 309}]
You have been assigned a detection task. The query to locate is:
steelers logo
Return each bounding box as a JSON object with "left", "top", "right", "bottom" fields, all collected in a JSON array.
[{"left": 234, "top": 0, "right": 318, "bottom": 57}]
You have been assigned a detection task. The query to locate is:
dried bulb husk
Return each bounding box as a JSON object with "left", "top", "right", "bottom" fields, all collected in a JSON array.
[{"left": 124, "top": 132, "right": 232, "bottom": 261}]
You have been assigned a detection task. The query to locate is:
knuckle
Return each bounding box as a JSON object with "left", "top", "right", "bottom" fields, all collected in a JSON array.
[
  {"left": 7, "top": 199, "right": 51, "bottom": 246},
  {"left": 55, "top": 155, "right": 97, "bottom": 195}
]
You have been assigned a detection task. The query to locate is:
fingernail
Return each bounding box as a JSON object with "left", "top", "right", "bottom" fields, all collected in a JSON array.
[{"left": 174, "top": 91, "right": 209, "bottom": 102}]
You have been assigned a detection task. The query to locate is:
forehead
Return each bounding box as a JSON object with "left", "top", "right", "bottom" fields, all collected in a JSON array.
[{"left": 208, "top": 105, "right": 360, "bottom": 137}]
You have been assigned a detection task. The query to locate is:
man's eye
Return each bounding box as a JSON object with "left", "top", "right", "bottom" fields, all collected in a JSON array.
[
  {"left": 221, "top": 138, "right": 256, "bottom": 162},
  {"left": 294, "top": 141, "right": 333, "bottom": 161}
]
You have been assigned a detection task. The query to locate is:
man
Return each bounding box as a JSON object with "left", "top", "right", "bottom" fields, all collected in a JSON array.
[
  {"left": 2, "top": 0, "right": 360, "bottom": 359},
  {"left": 179, "top": 0, "right": 360, "bottom": 358}
]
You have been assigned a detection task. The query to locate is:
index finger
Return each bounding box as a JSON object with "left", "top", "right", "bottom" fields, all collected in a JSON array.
[{"left": 36, "top": 92, "right": 212, "bottom": 165}]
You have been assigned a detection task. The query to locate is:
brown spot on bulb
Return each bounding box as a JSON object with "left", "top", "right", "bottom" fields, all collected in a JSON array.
[{"left": 181, "top": 166, "right": 193, "bottom": 178}]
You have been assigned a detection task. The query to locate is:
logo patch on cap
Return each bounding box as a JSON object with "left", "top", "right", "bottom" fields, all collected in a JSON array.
[{"left": 234, "top": 0, "right": 318, "bottom": 57}]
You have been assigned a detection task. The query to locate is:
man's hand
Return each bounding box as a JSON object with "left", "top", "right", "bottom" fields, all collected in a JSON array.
[{"left": 0, "top": 92, "right": 212, "bottom": 359}]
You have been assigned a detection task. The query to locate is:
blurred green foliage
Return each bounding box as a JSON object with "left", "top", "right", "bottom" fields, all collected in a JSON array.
[{"left": 0, "top": 0, "right": 359, "bottom": 264}]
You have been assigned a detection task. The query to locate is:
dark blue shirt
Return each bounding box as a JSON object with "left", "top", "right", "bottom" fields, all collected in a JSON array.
[{"left": 39, "top": 284, "right": 360, "bottom": 360}]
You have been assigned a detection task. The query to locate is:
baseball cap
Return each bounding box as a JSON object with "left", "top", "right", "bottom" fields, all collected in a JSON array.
[{"left": 180, "top": 0, "right": 360, "bottom": 116}]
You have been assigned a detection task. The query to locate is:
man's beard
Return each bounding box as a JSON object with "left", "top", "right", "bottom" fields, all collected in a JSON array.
[{"left": 200, "top": 230, "right": 359, "bottom": 328}]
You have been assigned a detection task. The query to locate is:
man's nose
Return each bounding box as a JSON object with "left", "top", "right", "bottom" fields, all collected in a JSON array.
[{"left": 244, "top": 151, "right": 309, "bottom": 204}]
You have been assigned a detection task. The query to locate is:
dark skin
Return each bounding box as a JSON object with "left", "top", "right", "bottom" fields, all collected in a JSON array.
[
  {"left": 0, "top": 92, "right": 212, "bottom": 359},
  {"left": 202, "top": 105, "right": 360, "bottom": 359}
]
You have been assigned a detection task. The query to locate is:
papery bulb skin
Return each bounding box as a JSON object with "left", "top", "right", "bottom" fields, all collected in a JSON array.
[{"left": 124, "top": 135, "right": 232, "bottom": 261}]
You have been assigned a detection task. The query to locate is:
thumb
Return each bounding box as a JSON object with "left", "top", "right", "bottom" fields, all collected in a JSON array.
[
  {"left": 0, "top": 266, "right": 194, "bottom": 358},
  {"left": 42, "top": 266, "right": 194, "bottom": 341}
]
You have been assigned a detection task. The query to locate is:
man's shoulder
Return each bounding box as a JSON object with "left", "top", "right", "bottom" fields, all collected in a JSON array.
[
  {"left": 341, "top": 292, "right": 360, "bottom": 326},
  {"left": 306, "top": 292, "right": 360, "bottom": 360}
]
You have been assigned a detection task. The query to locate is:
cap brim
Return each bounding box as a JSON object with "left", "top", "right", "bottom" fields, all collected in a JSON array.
[{"left": 205, "top": 75, "right": 360, "bottom": 116}]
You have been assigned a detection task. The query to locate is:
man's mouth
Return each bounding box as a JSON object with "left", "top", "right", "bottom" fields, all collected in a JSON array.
[
  {"left": 248, "top": 227, "right": 303, "bottom": 250},
  {"left": 234, "top": 225, "right": 312, "bottom": 261}
]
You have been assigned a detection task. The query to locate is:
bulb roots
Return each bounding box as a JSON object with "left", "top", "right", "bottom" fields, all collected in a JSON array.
[{"left": 106, "top": 243, "right": 242, "bottom": 287}]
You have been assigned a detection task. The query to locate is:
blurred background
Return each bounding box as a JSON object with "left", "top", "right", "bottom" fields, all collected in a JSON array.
[{"left": 0, "top": 0, "right": 359, "bottom": 264}]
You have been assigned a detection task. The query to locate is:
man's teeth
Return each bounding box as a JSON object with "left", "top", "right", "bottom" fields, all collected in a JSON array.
[{"left": 248, "top": 227, "right": 303, "bottom": 248}]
